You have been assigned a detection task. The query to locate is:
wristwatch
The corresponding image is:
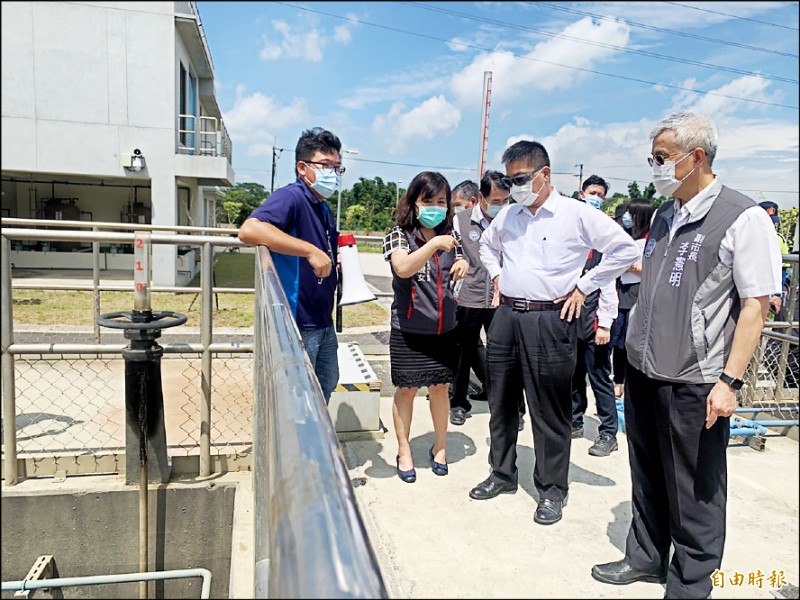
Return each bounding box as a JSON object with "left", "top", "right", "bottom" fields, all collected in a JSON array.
[{"left": 719, "top": 372, "right": 745, "bottom": 390}]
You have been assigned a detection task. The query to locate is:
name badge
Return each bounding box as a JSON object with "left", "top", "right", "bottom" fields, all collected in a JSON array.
[{"left": 644, "top": 238, "right": 656, "bottom": 258}]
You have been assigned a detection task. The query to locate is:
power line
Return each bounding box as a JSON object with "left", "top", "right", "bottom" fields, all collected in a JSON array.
[
  {"left": 274, "top": 2, "right": 799, "bottom": 110},
  {"left": 529, "top": 1, "right": 798, "bottom": 59},
  {"left": 663, "top": 2, "right": 800, "bottom": 32},
  {"left": 347, "top": 156, "right": 475, "bottom": 172},
  {"left": 403, "top": 2, "right": 797, "bottom": 84}
]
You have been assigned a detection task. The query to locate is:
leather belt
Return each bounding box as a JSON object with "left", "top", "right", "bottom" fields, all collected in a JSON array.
[{"left": 500, "top": 295, "right": 560, "bottom": 312}]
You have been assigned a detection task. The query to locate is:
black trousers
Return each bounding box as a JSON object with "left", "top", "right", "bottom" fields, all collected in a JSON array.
[
  {"left": 451, "top": 306, "right": 494, "bottom": 412},
  {"left": 571, "top": 339, "right": 618, "bottom": 436},
  {"left": 486, "top": 305, "right": 576, "bottom": 502},
  {"left": 624, "top": 365, "right": 729, "bottom": 599}
]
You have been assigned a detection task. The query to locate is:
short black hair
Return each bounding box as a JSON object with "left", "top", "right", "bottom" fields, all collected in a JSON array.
[
  {"left": 295, "top": 127, "right": 342, "bottom": 175},
  {"left": 480, "top": 170, "right": 509, "bottom": 198},
  {"left": 501, "top": 140, "right": 550, "bottom": 171},
  {"left": 452, "top": 180, "right": 479, "bottom": 201},
  {"left": 396, "top": 171, "right": 453, "bottom": 232},
  {"left": 581, "top": 174, "right": 608, "bottom": 196}
]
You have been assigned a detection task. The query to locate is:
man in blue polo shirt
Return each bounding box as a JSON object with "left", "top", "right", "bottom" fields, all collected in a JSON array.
[{"left": 239, "top": 127, "right": 343, "bottom": 403}]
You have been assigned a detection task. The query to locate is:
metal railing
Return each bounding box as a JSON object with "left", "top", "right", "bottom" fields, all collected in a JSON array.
[
  {"left": 178, "top": 114, "right": 232, "bottom": 159},
  {"left": 740, "top": 254, "right": 799, "bottom": 423},
  {"left": 1, "top": 224, "right": 250, "bottom": 484},
  {"left": 252, "top": 246, "right": 387, "bottom": 598},
  {"left": 2, "top": 223, "right": 387, "bottom": 596}
]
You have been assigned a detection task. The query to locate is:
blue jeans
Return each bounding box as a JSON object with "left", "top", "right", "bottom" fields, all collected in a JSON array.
[{"left": 300, "top": 326, "right": 339, "bottom": 404}]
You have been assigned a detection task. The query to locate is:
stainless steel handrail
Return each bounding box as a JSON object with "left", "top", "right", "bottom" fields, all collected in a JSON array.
[{"left": 252, "top": 246, "right": 387, "bottom": 599}]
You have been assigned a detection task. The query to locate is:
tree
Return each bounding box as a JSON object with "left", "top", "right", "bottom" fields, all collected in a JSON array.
[
  {"left": 217, "top": 182, "right": 268, "bottom": 226},
  {"left": 336, "top": 176, "right": 400, "bottom": 233},
  {"left": 642, "top": 182, "right": 657, "bottom": 200},
  {"left": 627, "top": 181, "right": 641, "bottom": 199}
]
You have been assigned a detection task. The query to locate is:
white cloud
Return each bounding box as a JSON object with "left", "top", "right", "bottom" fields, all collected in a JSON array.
[
  {"left": 667, "top": 75, "right": 783, "bottom": 117},
  {"left": 334, "top": 13, "right": 358, "bottom": 45},
  {"left": 372, "top": 95, "right": 462, "bottom": 154},
  {"left": 260, "top": 15, "right": 356, "bottom": 62},
  {"left": 337, "top": 78, "right": 443, "bottom": 111},
  {"left": 449, "top": 17, "right": 630, "bottom": 108},
  {"left": 223, "top": 91, "right": 309, "bottom": 156}
]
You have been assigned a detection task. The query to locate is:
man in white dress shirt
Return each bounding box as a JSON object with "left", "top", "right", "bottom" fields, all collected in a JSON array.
[
  {"left": 592, "top": 111, "right": 782, "bottom": 598},
  {"left": 468, "top": 140, "right": 639, "bottom": 526}
]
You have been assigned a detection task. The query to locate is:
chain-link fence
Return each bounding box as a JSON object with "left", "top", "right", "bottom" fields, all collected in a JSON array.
[
  {"left": 2, "top": 224, "right": 254, "bottom": 483},
  {"left": 738, "top": 256, "right": 799, "bottom": 433}
]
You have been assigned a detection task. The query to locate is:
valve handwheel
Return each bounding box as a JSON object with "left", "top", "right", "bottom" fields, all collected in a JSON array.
[{"left": 96, "top": 311, "right": 188, "bottom": 330}]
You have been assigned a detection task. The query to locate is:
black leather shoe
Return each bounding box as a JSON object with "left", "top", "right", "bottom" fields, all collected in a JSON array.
[
  {"left": 469, "top": 477, "right": 517, "bottom": 500},
  {"left": 449, "top": 407, "right": 467, "bottom": 426},
  {"left": 591, "top": 559, "right": 667, "bottom": 585},
  {"left": 468, "top": 388, "right": 488, "bottom": 401},
  {"left": 533, "top": 498, "right": 563, "bottom": 525}
]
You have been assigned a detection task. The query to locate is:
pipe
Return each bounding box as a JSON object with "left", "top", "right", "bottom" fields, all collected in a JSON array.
[
  {"left": 730, "top": 427, "right": 758, "bottom": 437},
  {"left": 1, "top": 228, "right": 243, "bottom": 248},
  {"left": 747, "top": 419, "right": 799, "bottom": 427},
  {"left": 735, "top": 407, "right": 798, "bottom": 414},
  {"left": 3, "top": 217, "right": 238, "bottom": 235},
  {"left": 1, "top": 568, "right": 212, "bottom": 599},
  {"left": 8, "top": 342, "right": 253, "bottom": 355},
  {"left": 732, "top": 418, "right": 768, "bottom": 435}
]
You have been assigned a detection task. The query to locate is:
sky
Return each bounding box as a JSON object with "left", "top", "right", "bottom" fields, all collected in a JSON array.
[{"left": 197, "top": 1, "right": 799, "bottom": 208}]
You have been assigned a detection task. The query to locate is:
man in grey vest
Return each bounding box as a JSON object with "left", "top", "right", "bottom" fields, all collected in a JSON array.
[
  {"left": 451, "top": 172, "right": 525, "bottom": 428},
  {"left": 592, "top": 111, "right": 782, "bottom": 598}
]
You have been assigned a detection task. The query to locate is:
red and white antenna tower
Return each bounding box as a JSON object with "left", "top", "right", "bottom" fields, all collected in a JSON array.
[{"left": 477, "top": 71, "right": 493, "bottom": 182}]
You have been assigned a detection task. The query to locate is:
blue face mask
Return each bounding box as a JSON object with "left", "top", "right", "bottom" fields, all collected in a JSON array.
[
  {"left": 417, "top": 206, "right": 447, "bottom": 229},
  {"left": 622, "top": 212, "right": 633, "bottom": 229},
  {"left": 584, "top": 194, "right": 603, "bottom": 210},
  {"left": 486, "top": 203, "right": 505, "bottom": 219},
  {"left": 309, "top": 168, "right": 339, "bottom": 199}
]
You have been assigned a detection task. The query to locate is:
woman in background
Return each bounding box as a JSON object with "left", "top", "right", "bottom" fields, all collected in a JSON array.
[
  {"left": 611, "top": 198, "right": 656, "bottom": 398},
  {"left": 382, "top": 171, "right": 469, "bottom": 483}
]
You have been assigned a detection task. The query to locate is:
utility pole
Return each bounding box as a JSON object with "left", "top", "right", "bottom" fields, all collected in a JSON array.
[
  {"left": 575, "top": 163, "right": 584, "bottom": 192},
  {"left": 271, "top": 138, "right": 283, "bottom": 193}
]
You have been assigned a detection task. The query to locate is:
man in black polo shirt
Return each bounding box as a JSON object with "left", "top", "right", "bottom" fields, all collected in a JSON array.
[{"left": 239, "top": 127, "right": 344, "bottom": 403}]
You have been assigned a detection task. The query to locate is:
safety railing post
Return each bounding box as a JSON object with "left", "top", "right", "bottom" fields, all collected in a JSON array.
[
  {"left": 1, "top": 235, "right": 18, "bottom": 485},
  {"left": 93, "top": 226, "right": 101, "bottom": 344},
  {"left": 200, "top": 242, "right": 213, "bottom": 477}
]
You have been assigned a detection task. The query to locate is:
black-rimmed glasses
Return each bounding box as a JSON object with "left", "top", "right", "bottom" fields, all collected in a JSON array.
[{"left": 304, "top": 160, "right": 346, "bottom": 175}]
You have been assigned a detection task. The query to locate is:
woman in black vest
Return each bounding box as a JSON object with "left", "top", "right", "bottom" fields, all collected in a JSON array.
[{"left": 382, "top": 172, "right": 469, "bottom": 483}]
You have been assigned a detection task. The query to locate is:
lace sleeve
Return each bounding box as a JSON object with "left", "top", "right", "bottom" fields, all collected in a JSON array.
[{"left": 383, "top": 227, "right": 409, "bottom": 261}]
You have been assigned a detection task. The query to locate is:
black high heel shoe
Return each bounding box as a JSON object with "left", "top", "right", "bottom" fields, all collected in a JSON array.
[
  {"left": 429, "top": 446, "right": 448, "bottom": 476},
  {"left": 396, "top": 455, "right": 416, "bottom": 483}
]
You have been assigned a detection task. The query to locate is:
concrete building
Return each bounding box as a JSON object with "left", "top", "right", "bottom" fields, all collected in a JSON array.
[{"left": 1, "top": 1, "right": 234, "bottom": 286}]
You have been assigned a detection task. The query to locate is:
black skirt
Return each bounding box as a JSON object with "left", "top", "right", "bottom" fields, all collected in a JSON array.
[{"left": 390, "top": 327, "right": 458, "bottom": 389}]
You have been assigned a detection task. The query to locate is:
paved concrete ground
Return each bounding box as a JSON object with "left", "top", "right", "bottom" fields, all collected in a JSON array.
[
  {"left": 9, "top": 251, "right": 800, "bottom": 599},
  {"left": 343, "top": 394, "right": 799, "bottom": 599}
]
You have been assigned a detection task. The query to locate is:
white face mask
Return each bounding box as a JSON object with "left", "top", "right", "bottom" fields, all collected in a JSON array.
[
  {"left": 510, "top": 169, "right": 544, "bottom": 207},
  {"left": 454, "top": 205, "right": 466, "bottom": 214},
  {"left": 651, "top": 152, "right": 694, "bottom": 197}
]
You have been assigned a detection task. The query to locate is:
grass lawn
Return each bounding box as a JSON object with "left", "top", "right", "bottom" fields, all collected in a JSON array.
[{"left": 12, "top": 251, "right": 388, "bottom": 330}]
